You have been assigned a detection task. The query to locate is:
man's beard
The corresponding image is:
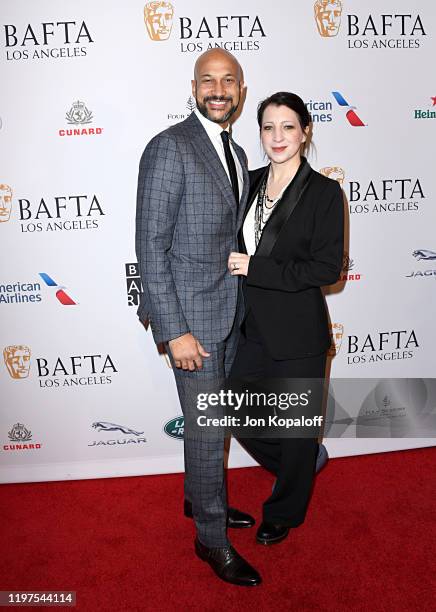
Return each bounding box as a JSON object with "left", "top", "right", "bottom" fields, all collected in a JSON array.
[{"left": 195, "top": 95, "right": 239, "bottom": 124}]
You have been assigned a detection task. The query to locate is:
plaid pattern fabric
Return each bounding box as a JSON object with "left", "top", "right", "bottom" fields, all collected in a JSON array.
[
  {"left": 136, "top": 112, "right": 249, "bottom": 547},
  {"left": 168, "top": 314, "right": 242, "bottom": 548},
  {"left": 136, "top": 112, "right": 249, "bottom": 345}
]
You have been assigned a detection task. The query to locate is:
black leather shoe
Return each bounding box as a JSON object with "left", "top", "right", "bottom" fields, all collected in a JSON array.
[
  {"left": 184, "top": 500, "right": 255, "bottom": 529},
  {"left": 256, "top": 521, "right": 290, "bottom": 545},
  {"left": 195, "top": 538, "right": 261, "bottom": 586}
]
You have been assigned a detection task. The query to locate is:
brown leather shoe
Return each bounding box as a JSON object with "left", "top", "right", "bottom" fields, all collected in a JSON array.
[
  {"left": 184, "top": 500, "right": 255, "bottom": 529},
  {"left": 195, "top": 538, "right": 261, "bottom": 586}
]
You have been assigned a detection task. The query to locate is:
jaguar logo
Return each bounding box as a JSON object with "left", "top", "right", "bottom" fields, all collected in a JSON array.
[
  {"left": 92, "top": 421, "right": 144, "bottom": 436},
  {"left": 412, "top": 249, "right": 436, "bottom": 261}
]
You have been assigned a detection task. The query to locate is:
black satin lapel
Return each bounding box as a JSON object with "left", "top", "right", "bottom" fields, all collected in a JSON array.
[
  {"left": 255, "top": 158, "right": 313, "bottom": 258},
  {"left": 186, "top": 113, "right": 236, "bottom": 211}
]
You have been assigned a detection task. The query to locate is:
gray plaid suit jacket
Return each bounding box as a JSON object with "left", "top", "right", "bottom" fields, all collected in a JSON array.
[{"left": 136, "top": 111, "right": 249, "bottom": 346}]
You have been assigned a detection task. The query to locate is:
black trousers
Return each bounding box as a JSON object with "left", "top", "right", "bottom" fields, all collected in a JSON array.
[{"left": 229, "top": 311, "right": 327, "bottom": 527}]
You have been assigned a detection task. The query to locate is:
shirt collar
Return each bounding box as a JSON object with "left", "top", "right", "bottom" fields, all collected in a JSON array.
[{"left": 194, "top": 108, "right": 229, "bottom": 141}]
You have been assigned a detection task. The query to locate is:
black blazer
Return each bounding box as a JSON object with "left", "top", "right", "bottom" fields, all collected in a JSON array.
[{"left": 241, "top": 158, "right": 344, "bottom": 360}]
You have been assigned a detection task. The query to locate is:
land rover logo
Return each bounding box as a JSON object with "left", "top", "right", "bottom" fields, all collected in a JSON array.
[{"left": 164, "top": 416, "right": 184, "bottom": 439}]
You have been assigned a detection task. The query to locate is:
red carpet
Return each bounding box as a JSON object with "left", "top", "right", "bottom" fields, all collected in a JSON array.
[{"left": 1, "top": 447, "right": 435, "bottom": 611}]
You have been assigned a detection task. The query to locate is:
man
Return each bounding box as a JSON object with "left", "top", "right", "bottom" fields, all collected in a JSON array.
[{"left": 136, "top": 49, "right": 261, "bottom": 586}]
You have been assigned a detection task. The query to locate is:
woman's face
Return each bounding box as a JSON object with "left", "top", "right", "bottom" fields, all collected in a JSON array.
[{"left": 260, "top": 104, "right": 308, "bottom": 165}]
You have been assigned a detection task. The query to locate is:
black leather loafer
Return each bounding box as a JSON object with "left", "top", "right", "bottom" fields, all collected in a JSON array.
[
  {"left": 256, "top": 521, "right": 290, "bottom": 545},
  {"left": 195, "top": 538, "right": 262, "bottom": 586},
  {"left": 184, "top": 500, "right": 255, "bottom": 529}
]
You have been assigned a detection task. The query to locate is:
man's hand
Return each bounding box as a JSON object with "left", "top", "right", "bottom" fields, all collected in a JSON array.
[
  {"left": 168, "top": 333, "right": 210, "bottom": 371},
  {"left": 228, "top": 252, "right": 251, "bottom": 276}
]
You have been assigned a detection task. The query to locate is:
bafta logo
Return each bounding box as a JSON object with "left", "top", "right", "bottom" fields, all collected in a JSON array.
[
  {"left": 0, "top": 183, "right": 13, "bottom": 223},
  {"left": 319, "top": 166, "right": 345, "bottom": 186},
  {"left": 314, "top": 0, "right": 342, "bottom": 37},
  {"left": 3, "top": 345, "right": 31, "bottom": 379},
  {"left": 144, "top": 1, "right": 174, "bottom": 41},
  {"left": 328, "top": 323, "right": 344, "bottom": 356}
]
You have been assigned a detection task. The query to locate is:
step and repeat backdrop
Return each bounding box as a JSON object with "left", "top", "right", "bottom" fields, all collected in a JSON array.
[{"left": 1, "top": 0, "right": 435, "bottom": 483}]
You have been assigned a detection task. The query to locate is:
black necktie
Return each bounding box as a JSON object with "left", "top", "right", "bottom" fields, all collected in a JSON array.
[{"left": 220, "top": 131, "right": 240, "bottom": 205}]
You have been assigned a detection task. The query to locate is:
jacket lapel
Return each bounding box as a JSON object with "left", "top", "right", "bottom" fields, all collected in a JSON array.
[
  {"left": 182, "top": 112, "right": 236, "bottom": 215},
  {"left": 240, "top": 166, "right": 269, "bottom": 253},
  {"left": 232, "top": 140, "right": 250, "bottom": 229},
  {"left": 255, "top": 158, "right": 313, "bottom": 257}
]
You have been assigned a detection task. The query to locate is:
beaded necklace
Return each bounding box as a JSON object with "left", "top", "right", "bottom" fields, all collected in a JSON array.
[{"left": 254, "top": 171, "right": 292, "bottom": 247}]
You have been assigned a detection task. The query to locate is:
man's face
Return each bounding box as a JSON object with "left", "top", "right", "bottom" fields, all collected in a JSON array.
[
  {"left": 144, "top": 2, "right": 174, "bottom": 41},
  {"left": 4, "top": 346, "right": 31, "bottom": 379},
  {"left": 315, "top": 1, "right": 342, "bottom": 37},
  {"left": 192, "top": 54, "right": 243, "bottom": 127},
  {"left": 0, "top": 184, "right": 12, "bottom": 222}
]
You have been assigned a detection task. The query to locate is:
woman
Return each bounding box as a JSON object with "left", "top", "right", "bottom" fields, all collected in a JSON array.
[{"left": 227, "top": 91, "right": 344, "bottom": 545}]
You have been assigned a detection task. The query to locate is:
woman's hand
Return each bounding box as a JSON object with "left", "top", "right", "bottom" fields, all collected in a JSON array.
[{"left": 228, "top": 252, "right": 251, "bottom": 276}]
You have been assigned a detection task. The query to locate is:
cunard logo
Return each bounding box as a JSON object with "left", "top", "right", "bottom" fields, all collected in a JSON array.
[
  {"left": 59, "top": 100, "right": 103, "bottom": 137},
  {"left": 3, "top": 423, "right": 42, "bottom": 451},
  {"left": 66, "top": 100, "right": 93, "bottom": 125},
  {"left": 8, "top": 422, "right": 32, "bottom": 442},
  {"left": 340, "top": 252, "right": 361, "bottom": 282}
]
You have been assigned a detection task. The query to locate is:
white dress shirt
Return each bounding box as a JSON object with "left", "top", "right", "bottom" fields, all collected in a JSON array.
[
  {"left": 194, "top": 108, "right": 244, "bottom": 203},
  {"left": 243, "top": 174, "right": 293, "bottom": 255}
]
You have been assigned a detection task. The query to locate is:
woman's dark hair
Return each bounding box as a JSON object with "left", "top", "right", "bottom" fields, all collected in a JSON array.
[{"left": 257, "top": 92, "right": 311, "bottom": 131}]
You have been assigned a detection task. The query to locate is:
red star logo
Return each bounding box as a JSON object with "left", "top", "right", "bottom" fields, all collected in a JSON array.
[{"left": 431, "top": 96, "right": 436, "bottom": 106}]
